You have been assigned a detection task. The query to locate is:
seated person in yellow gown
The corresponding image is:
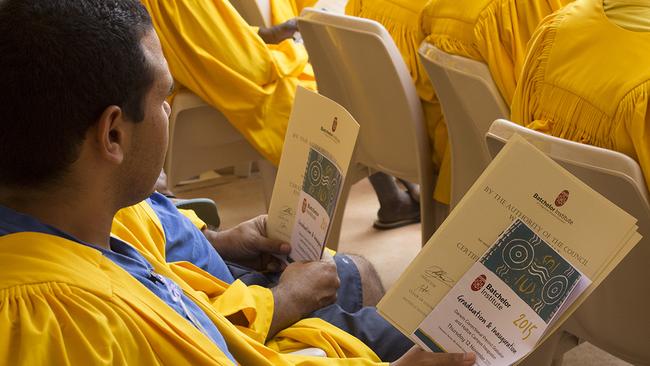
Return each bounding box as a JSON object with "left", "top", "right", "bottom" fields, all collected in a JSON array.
[
  {"left": 419, "top": 0, "right": 572, "bottom": 104},
  {"left": 510, "top": 0, "right": 650, "bottom": 191},
  {"left": 144, "top": 0, "right": 421, "bottom": 229},
  {"left": 346, "top": 0, "right": 571, "bottom": 205},
  {"left": 142, "top": 177, "right": 415, "bottom": 362},
  {"left": 141, "top": 0, "right": 314, "bottom": 166},
  {"left": 0, "top": 1, "right": 479, "bottom": 365}
]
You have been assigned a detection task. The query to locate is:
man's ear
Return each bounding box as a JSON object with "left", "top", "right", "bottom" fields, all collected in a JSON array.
[{"left": 93, "top": 105, "right": 129, "bottom": 164}]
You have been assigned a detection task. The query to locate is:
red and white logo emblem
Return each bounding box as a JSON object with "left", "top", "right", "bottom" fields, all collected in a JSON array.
[
  {"left": 555, "top": 190, "right": 569, "bottom": 207},
  {"left": 471, "top": 274, "right": 487, "bottom": 292},
  {"left": 332, "top": 117, "right": 338, "bottom": 132}
]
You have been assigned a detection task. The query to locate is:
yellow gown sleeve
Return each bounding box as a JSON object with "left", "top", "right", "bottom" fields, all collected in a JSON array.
[
  {"left": 0, "top": 283, "right": 162, "bottom": 365},
  {"left": 178, "top": 208, "right": 208, "bottom": 231},
  {"left": 114, "top": 202, "right": 387, "bottom": 364},
  {"left": 141, "top": 0, "right": 315, "bottom": 165},
  {"left": 113, "top": 202, "right": 277, "bottom": 343},
  {"left": 474, "top": 0, "right": 571, "bottom": 103},
  {"left": 169, "top": 261, "right": 275, "bottom": 344}
]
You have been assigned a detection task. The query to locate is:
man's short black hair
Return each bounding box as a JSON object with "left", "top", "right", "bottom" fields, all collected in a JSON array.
[{"left": 0, "top": 0, "right": 154, "bottom": 188}]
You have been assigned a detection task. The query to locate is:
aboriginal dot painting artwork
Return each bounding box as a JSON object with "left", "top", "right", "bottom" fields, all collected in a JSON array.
[
  {"left": 481, "top": 219, "right": 581, "bottom": 323},
  {"left": 301, "top": 147, "right": 342, "bottom": 217}
]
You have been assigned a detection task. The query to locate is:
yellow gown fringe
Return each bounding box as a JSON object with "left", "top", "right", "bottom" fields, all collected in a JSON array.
[
  {"left": 420, "top": 0, "right": 571, "bottom": 103},
  {"left": 511, "top": 0, "right": 650, "bottom": 192}
]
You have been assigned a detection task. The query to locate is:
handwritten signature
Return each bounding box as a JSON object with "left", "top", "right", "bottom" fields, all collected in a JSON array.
[
  {"left": 416, "top": 284, "right": 430, "bottom": 294},
  {"left": 423, "top": 266, "right": 455, "bottom": 284}
]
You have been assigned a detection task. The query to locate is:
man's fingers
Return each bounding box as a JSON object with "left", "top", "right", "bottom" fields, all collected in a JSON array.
[
  {"left": 263, "top": 256, "right": 287, "bottom": 272},
  {"left": 283, "top": 18, "right": 298, "bottom": 31},
  {"left": 435, "top": 352, "right": 476, "bottom": 366}
]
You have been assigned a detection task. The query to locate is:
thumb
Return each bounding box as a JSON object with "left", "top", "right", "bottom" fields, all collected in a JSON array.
[{"left": 253, "top": 237, "right": 291, "bottom": 255}]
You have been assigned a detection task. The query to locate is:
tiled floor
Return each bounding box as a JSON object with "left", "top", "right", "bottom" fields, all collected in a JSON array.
[{"left": 175, "top": 172, "right": 632, "bottom": 366}]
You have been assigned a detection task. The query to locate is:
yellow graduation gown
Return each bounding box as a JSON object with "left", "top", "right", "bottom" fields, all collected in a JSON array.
[
  {"left": 0, "top": 208, "right": 387, "bottom": 364},
  {"left": 141, "top": 0, "right": 316, "bottom": 165},
  {"left": 270, "top": 0, "right": 319, "bottom": 24},
  {"left": 112, "top": 200, "right": 387, "bottom": 364},
  {"left": 0, "top": 232, "right": 237, "bottom": 365},
  {"left": 510, "top": 0, "right": 650, "bottom": 192},
  {"left": 420, "top": 0, "right": 572, "bottom": 103},
  {"left": 345, "top": 0, "right": 452, "bottom": 204}
]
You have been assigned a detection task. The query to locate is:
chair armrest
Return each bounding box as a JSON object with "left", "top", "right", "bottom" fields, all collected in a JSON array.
[{"left": 174, "top": 198, "right": 221, "bottom": 229}]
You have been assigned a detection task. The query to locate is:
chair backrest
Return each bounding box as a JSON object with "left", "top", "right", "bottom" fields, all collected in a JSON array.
[
  {"left": 486, "top": 119, "right": 650, "bottom": 365},
  {"left": 298, "top": 9, "right": 431, "bottom": 184},
  {"left": 298, "top": 8, "right": 436, "bottom": 244},
  {"left": 419, "top": 43, "right": 509, "bottom": 208},
  {"left": 230, "top": 0, "right": 271, "bottom": 27},
  {"left": 165, "top": 89, "right": 263, "bottom": 187}
]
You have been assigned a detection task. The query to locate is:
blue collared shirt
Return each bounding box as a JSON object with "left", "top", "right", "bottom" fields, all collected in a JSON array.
[{"left": 146, "top": 192, "right": 234, "bottom": 283}]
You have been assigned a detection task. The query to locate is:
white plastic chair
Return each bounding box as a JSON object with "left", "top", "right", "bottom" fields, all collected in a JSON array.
[
  {"left": 419, "top": 43, "right": 509, "bottom": 209},
  {"left": 486, "top": 119, "right": 650, "bottom": 365},
  {"left": 229, "top": 0, "right": 271, "bottom": 27},
  {"left": 165, "top": 89, "right": 276, "bottom": 207},
  {"left": 298, "top": 9, "right": 436, "bottom": 248}
]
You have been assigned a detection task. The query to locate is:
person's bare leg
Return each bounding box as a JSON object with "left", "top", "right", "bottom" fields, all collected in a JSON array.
[
  {"left": 368, "top": 172, "right": 419, "bottom": 229},
  {"left": 346, "top": 254, "right": 385, "bottom": 306}
]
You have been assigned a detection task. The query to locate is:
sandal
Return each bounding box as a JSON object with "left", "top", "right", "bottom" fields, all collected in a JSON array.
[{"left": 373, "top": 213, "right": 421, "bottom": 230}]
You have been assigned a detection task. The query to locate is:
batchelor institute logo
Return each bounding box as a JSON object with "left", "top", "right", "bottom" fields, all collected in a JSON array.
[
  {"left": 471, "top": 274, "right": 487, "bottom": 291},
  {"left": 555, "top": 190, "right": 569, "bottom": 207}
]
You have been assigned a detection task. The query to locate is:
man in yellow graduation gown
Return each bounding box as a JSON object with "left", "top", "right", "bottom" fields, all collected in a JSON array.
[{"left": 0, "top": 1, "right": 477, "bottom": 365}]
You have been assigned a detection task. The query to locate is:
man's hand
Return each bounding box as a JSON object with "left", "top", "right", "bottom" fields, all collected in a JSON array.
[
  {"left": 258, "top": 19, "right": 298, "bottom": 44},
  {"left": 267, "top": 260, "right": 340, "bottom": 339},
  {"left": 203, "top": 215, "right": 290, "bottom": 271},
  {"left": 391, "top": 346, "right": 476, "bottom": 366},
  {"left": 276, "top": 260, "right": 339, "bottom": 313}
]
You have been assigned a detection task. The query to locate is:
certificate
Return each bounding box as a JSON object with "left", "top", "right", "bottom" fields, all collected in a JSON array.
[
  {"left": 414, "top": 219, "right": 590, "bottom": 365},
  {"left": 378, "top": 135, "right": 640, "bottom": 360},
  {"left": 267, "top": 87, "right": 359, "bottom": 262}
]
